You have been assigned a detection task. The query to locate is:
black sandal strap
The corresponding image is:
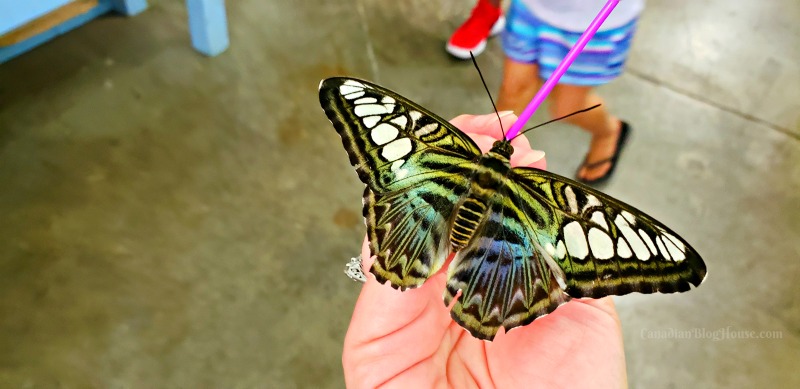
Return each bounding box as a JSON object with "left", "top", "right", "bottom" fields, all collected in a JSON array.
[{"left": 582, "top": 156, "right": 614, "bottom": 169}]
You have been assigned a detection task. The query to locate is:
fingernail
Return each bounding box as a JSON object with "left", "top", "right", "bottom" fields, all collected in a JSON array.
[
  {"left": 515, "top": 150, "right": 546, "bottom": 167},
  {"left": 476, "top": 111, "right": 515, "bottom": 127},
  {"left": 475, "top": 113, "right": 499, "bottom": 127}
]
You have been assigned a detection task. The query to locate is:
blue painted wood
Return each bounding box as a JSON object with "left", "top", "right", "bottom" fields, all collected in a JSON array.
[
  {"left": 186, "top": 0, "right": 229, "bottom": 56},
  {"left": 0, "top": 0, "right": 74, "bottom": 33},
  {"left": 109, "top": 0, "right": 148, "bottom": 16},
  {"left": 0, "top": 0, "right": 227, "bottom": 63},
  {"left": 0, "top": 1, "right": 113, "bottom": 64}
]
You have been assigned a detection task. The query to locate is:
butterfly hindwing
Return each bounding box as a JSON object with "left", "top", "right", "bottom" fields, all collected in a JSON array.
[
  {"left": 364, "top": 185, "right": 454, "bottom": 289},
  {"left": 509, "top": 168, "right": 707, "bottom": 298},
  {"left": 319, "top": 77, "right": 481, "bottom": 289},
  {"left": 445, "top": 191, "right": 572, "bottom": 340}
]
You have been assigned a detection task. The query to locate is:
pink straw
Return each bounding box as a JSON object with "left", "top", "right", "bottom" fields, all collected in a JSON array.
[{"left": 505, "top": 0, "right": 620, "bottom": 140}]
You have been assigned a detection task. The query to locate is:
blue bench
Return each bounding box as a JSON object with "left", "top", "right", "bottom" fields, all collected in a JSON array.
[{"left": 0, "top": 0, "right": 229, "bottom": 63}]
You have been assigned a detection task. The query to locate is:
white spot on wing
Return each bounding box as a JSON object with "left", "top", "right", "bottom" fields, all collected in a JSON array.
[
  {"left": 382, "top": 96, "right": 395, "bottom": 104},
  {"left": 563, "top": 221, "right": 589, "bottom": 259},
  {"left": 565, "top": 186, "right": 578, "bottom": 213},
  {"left": 556, "top": 240, "right": 566, "bottom": 259},
  {"left": 409, "top": 110, "right": 422, "bottom": 123},
  {"left": 662, "top": 231, "right": 685, "bottom": 251},
  {"left": 588, "top": 228, "right": 614, "bottom": 259},
  {"left": 362, "top": 116, "right": 380, "bottom": 128},
  {"left": 638, "top": 229, "right": 657, "bottom": 254},
  {"left": 390, "top": 159, "right": 408, "bottom": 179},
  {"left": 656, "top": 236, "right": 671, "bottom": 260},
  {"left": 584, "top": 194, "right": 602, "bottom": 210},
  {"left": 662, "top": 234, "right": 686, "bottom": 261},
  {"left": 545, "top": 242, "right": 556, "bottom": 256},
  {"left": 344, "top": 90, "right": 365, "bottom": 99},
  {"left": 415, "top": 123, "right": 438, "bottom": 137},
  {"left": 590, "top": 211, "right": 608, "bottom": 230},
  {"left": 339, "top": 84, "right": 362, "bottom": 95},
  {"left": 354, "top": 97, "right": 377, "bottom": 104},
  {"left": 621, "top": 211, "right": 636, "bottom": 225},
  {"left": 384, "top": 103, "right": 395, "bottom": 113},
  {"left": 343, "top": 80, "right": 365, "bottom": 88},
  {"left": 614, "top": 215, "right": 650, "bottom": 260},
  {"left": 354, "top": 104, "right": 390, "bottom": 117},
  {"left": 391, "top": 116, "right": 407, "bottom": 128},
  {"left": 381, "top": 138, "right": 412, "bottom": 161},
  {"left": 617, "top": 238, "right": 632, "bottom": 258},
  {"left": 554, "top": 274, "right": 567, "bottom": 290},
  {"left": 370, "top": 123, "right": 398, "bottom": 145}
]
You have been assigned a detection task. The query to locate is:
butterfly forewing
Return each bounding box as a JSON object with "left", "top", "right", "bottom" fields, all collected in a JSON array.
[
  {"left": 510, "top": 168, "right": 707, "bottom": 298},
  {"left": 319, "top": 78, "right": 482, "bottom": 193}
]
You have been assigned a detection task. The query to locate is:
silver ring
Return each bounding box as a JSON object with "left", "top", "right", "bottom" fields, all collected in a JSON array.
[{"left": 345, "top": 255, "right": 366, "bottom": 283}]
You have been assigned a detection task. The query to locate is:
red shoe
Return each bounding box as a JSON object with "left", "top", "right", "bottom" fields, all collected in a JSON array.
[{"left": 446, "top": 0, "right": 505, "bottom": 59}]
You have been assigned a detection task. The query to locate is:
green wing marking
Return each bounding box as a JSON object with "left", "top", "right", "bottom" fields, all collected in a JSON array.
[{"left": 319, "top": 77, "right": 481, "bottom": 288}]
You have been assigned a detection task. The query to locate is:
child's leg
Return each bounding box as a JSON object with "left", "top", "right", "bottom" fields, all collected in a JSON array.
[
  {"left": 497, "top": 58, "right": 542, "bottom": 115},
  {"left": 550, "top": 84, "right": 622, "bottom": 181},
  {"left": 497, "top": 0, "right": 542, "bottom": 114}
]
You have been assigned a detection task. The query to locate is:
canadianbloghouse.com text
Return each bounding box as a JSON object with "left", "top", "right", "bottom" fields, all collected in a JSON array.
[{"left": 640, "top": 326, "right": 783, "bottom": 341}]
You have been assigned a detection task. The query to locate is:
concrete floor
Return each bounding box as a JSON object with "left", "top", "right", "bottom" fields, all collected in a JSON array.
[{"left": 1, "top": 0, "right": 798, "bottom": 387}]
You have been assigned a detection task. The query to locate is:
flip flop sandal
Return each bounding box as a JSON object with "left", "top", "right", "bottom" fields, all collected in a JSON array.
[{"left": 576, "top": 121, "right": 631, "bottom": 185}]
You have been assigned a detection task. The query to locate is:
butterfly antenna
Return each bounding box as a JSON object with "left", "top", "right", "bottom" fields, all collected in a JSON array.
[
  {"left": 510, "top": 104, "right": 602, "bottom": 141},
  {"left": 469, "top": 52, "right": 505, "bottom": 139}
]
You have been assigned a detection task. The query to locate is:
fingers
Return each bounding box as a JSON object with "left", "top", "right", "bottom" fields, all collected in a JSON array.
[
  {"left": 450, "top": 111, "right": 516, "bottom": 138},
  {"left": 512, "top": 148, "right": 546, "bottom": 170}
]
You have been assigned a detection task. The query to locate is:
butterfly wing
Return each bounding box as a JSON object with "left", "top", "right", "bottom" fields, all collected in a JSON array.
[
  {"left": 319, "top": 77, "right": 482, "bottom": 289},
  {"left": 509, "top": 167, "right": 707, "bottom": 299},
  {"left": 319, "top": 78, "right": 482, "bottom": 192},
  {"left": 445, "top": 167, "right": 707, "bottom": 340},
  {"left": 445, "top": 191, "right": 572, "bottom": 340}
]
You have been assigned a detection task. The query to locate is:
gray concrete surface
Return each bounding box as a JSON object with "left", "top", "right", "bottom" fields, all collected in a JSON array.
[{"left": 0, "top": 0, "right": 798, "bottom": 387}]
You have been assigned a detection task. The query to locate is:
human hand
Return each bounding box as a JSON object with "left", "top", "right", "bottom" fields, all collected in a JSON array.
[{"left": 342, "top": 113, "right": 627, "bottom": 388}]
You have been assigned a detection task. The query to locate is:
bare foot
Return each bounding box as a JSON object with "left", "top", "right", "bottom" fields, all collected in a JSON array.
[{"left": 577, "top": 119, "right": 622, "bottom": 181}]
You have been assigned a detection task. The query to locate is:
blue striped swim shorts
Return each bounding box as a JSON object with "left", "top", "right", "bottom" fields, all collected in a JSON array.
[{"left": 502, "top": 0, "right": 638, "bottom": 86}]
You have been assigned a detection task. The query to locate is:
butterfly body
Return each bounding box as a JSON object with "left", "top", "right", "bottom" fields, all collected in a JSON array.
[
  {"left": 319, "top": 77, "right": 706, "bottom": 340},
  {"left": 450, "top": 141, "right": 513, "bottom": 250}
]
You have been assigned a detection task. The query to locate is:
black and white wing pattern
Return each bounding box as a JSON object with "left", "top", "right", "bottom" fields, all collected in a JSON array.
[
  {"left": 319, "top": 77, "right": 481, "bottom": 288},
  {"left": 319, "top": 77, "right": 707, "bottom": 340},
  {"left": 508, "top": 168, "right": 706, "bottom": 299}
]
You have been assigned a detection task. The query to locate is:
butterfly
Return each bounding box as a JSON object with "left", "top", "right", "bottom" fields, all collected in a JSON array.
[{"left": 319, "top": 77, "right": 707, "bottom": 340}]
